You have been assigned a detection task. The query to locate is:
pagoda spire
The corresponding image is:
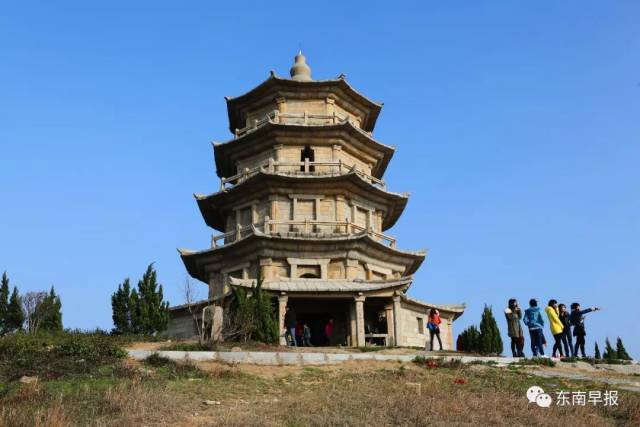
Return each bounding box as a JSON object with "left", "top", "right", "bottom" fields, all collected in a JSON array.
[{"left": 289, "top": 51, "right": 312, "bottom": 82}]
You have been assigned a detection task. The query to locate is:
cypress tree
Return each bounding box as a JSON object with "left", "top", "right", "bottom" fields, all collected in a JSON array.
[
  {"left": 603, "top": 337, "right": 616, "bottom": 361},
  {"left": 616, "top": 337, "right": 631, "bottom": 360},
  {"left": 111, "top": 278, "right": 132, "bottom": 334},
  {"left": 135, "top": 264, "right": 169, "bottom": 335},
  {"left": 0, "top": 272, "right": 10, "bottom": 333},
  {"left": 479, "top": 305, "right": 503, "bottom": 355},
  {"left": 129, "top": 288, "right": 140, "bottom": 334},
  {"left": 40, "top": 286, "right": 63, "bottom": 331},
  {"left": 594, "top": 342, "right": 601, "bottom": 359},
  {"left": 5, "top": 287, "right": 24, "bottom": 331}
]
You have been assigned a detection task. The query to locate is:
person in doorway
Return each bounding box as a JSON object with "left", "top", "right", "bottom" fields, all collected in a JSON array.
[
  {"left": 295, "top": 321, "right": 304, "bottom": 347},
  {"left": 302, "top": 322, "right": 313, "bottom": 347},
  {"left": 558, "top": 303, "right": 573, "bottom": 357},
  {"left": 523, "top": 299, "right": 545, "bottom": 357},
  {"left": 545, "top": 299, "right": 565, "bottom": 358},
  {"left": 570, "top": 303, "right": 600, "bottom": 357},
  {"left": 324, "top": 318, "right": 334, "bottom": 346},
  {"left": 426, "top": 308, "right": 443, "bottom": 351},
  {"left": 284, "top": 306, "right": 297, "bottom": 347},
  {"left": 504, "top": 298, "right": 525, "bottom": 357}
]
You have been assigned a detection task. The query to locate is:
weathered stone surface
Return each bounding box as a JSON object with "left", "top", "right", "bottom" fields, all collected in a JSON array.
[{"left": 174, "top": 55, "right": 465, "bottom": 350}]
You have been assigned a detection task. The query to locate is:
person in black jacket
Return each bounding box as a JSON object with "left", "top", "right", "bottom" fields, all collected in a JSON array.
[
  {"left": 558, "top": 304, "right": 573, "bottom": 357},
  {"left": 284, "top": 306, "right": 297, "bottom": 347},
  {"left": 569, "top": 302, "right": 599, "bottom": 357}
]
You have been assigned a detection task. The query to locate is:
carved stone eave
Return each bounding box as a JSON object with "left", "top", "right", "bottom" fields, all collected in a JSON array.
[
  {"left": 228, "top": 276, "right": 413, "bottom": 294},
  {"left": 226, "top": 74, "right": 382, "bottom": 133},
  {"left": 195, "top": 171, "right": 408, "bottom": 232},
  {"left": 214, "top": 121, "right": 394, "bottom": 179},
  {"left": 178, "top": 233, "right": 426, "bottom": 284}
]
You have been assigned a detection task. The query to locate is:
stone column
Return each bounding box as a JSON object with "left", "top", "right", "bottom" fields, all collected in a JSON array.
[
  {"left": 278, "top": 294, "right": 288, "bottom": 346},
  {"left": 355, "top": 295, "right": 366, "bottom": 347},
  {"left": 348, "top": 303, "right": 356, "bottom": 346},
  {"left": 335, "top": 195, "right": 345, "bottom": 228},
  {"left": 211, "top": 304, "right": 224, "bottom": 342},
  {"left": 392, "top": 295, "right": 402, "bottom": 347},
  {"left": 384, "top": 303, "right": 395, "bottom": 346}
]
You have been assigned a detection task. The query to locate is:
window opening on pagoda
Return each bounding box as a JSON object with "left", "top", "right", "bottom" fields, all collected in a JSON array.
[{"left": 300, "top": 145, "right": 315, "bottom": 172}]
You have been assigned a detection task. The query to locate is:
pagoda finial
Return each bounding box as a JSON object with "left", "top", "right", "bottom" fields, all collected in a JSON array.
[{"left": 289, "top": 52, "right": 312, "bottom": 82}]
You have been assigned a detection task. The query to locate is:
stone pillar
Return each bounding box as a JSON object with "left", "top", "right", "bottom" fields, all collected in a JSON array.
[
  {"left": 211, "top": 304, "right": 224, "bottom": 342},
  {"left": 278, "top": 294, "right": 288, "bottom": 346},
  {"left": 355, "top": 295, "right": 366, "bottom": 347},
  {"left": 335, "top": 195, "right": 345, "bottom": 228},
  {"left": 392, "top": 295, "right": 402, "bottom": 347},
  {"left": 348, "top": 303, "right": 356, "bottom": 346},
  {"left": 276, "top": 97, "right": 286, "bottom": 114},
  {"left": 384, "top": 303, "right": 395, "bottom": 346}
]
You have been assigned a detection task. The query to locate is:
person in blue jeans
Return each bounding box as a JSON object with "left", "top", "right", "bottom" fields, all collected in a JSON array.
[{"left": 523, "top": 299, "right": 545, "bottom": 356}]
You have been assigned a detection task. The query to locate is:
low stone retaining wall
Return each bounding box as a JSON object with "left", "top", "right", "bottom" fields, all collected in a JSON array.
[{"left": 127, "top": 349, "right": 522, "bottom": 366}]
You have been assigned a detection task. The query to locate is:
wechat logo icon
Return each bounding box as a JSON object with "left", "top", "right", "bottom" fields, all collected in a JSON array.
[{"left": 527, "top": 386, "right": 553, "bottom": 408}]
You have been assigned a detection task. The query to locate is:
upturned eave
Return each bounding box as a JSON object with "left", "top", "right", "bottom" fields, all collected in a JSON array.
[{"left": 226, "top": 74, "right": 382, "bottom": 133}]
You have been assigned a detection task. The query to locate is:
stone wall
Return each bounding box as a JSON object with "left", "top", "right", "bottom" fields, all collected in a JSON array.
[
  {"left": 397, "top": 302, "right": 454, "bottom": 350},
  {"left": 165, "top": 310, "right": 199, "bottom": 339}
]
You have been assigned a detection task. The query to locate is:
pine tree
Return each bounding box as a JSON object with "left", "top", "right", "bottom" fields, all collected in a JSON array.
[
  {"left": 252, "top": 276, "right": 279, "bottom": 344},
  {"left": 616, "top": 337, "right": 632, "bottom": 360},
  {"left": 129, "top": 288, "right": 140, "bottom": 334},
  {"left": 594, "top": 342, "right": 601, "bottom": 359},
  {"left": 479, "top": 305, "right": 503, "bottom": 355},
  {"left": 5, "top": 287, "right": 24, "bottom": 331},
  {"left": 39, "top": 286, "right": 63, "bottom": 331},
  {"left": 459, "top": 325, "right": 481, "bottom": 353},
  {"left": 135, "top": 264, "right": 169, "bottom": 335},
  {"left": 603, "top": 337, "right": 616, "bottom": 361},
  {"left": 111, "top": 278, "right": 132, "bottom": 334},
  {"left": 0, "top": 272, "right": 10, "bottom": 333}
]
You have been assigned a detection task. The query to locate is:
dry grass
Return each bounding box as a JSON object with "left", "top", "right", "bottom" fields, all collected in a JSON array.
[{"left": 0, "top": 360, "right": 638, "bottom": 426}]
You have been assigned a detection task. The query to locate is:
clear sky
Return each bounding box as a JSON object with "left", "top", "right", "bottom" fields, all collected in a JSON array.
[{"left": 1, "top": 1, "right": 638, "bottom": 357}]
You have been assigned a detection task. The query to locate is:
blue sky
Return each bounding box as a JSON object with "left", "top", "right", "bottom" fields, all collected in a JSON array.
[{"left": 1, "top": 1, "right": 638, "bottom": 357}]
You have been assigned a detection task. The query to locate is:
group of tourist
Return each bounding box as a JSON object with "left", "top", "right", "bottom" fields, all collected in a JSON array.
[
  {"left": 283, "top": 306, "right": 334, "bottom": 347},
  {"left": 505, "top": 298, "right": 600, "bottom": 358}
]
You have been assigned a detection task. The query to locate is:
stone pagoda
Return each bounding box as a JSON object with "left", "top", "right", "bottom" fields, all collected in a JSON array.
[{"left": 177, "top": 53, "right": 464, "bottom": 347}]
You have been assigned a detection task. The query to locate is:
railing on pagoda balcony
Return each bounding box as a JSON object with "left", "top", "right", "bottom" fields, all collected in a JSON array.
[
  {"left": 234, "top": 110, "right": 364, "bottom": 138},
  {"left": 210, "top": 219, "right": 396, "bottom": 249},
  {"left": 219, "top": 159, "right": 386, "bottom": 191}
]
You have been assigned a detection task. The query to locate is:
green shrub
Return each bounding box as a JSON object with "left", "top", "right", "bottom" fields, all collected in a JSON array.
[
  {"left": 515, "top": 357, "right": 556, "bottom": 367},
  {"left": 0, "top": 331, "right": 127, "bottom": 381}
]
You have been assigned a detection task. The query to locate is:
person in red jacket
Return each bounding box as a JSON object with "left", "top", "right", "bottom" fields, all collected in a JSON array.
[
  {"left": 426, "top": 308, "right": 443, "bottom": 351},
  {"left": 324, "top": 318, "right": 334, "bottom": 346}
]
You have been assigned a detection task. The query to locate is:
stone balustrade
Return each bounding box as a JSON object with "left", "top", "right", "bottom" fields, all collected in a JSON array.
[
  {"left": 219, "top": 159, "right": 385, "bottom": 191},
  {"left": 235, "top": 110, "right": 351, "bottom": 138},
  {"left": 210, "top": 219, "right": 396, "bottom": 249}
]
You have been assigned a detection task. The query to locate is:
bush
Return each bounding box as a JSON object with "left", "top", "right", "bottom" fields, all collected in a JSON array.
[
  {"left": 413, "top": 356, "right": 464, "bottom": 369},
  {"left": 0, "top": 331, "right": 127, "bottom": 381},
  {"left": 516, "top": 357, "right": 556, "bottom": 367}
]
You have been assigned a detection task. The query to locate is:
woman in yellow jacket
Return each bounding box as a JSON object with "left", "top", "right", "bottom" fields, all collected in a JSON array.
[{"left": 545, "top": 299, "right": 565, "bottom": 357}]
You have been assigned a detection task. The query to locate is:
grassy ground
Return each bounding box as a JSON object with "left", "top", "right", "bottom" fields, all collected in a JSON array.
[
  {"left": 2, "top": 357, "right": 639, "bottom": 426},
  {"left": 1, "top": 334, "right": 639, "bottom": 426}
]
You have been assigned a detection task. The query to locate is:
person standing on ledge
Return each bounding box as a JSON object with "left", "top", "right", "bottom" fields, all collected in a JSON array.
[
  {"left": 570, "top": 303, "right": 600, "bottom": 357},
  {"left": 505, "top": 299, "right": 525, "bottom": 357},
  {"left": 523, "top": 299, "right": 545, "bottom": 357},
  {"left": 426, "top": 308, "right": 443, "bottom": 351},
  {"left": 545, "top": 299, "right": 565, "bottom": 358},
  {"left": 558, "top": 303, "right": 573, "bottom": 357}
]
